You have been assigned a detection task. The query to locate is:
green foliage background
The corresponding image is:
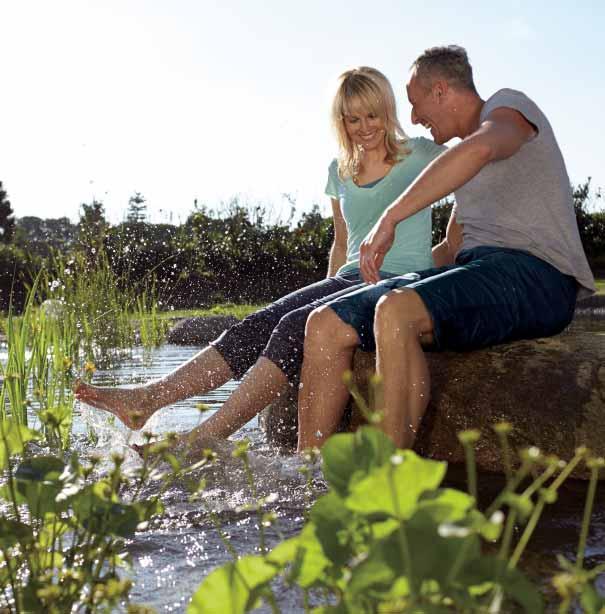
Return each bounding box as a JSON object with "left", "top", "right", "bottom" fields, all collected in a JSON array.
[{"left": 0, "top": 180, "right": 602, "bottom": 313}]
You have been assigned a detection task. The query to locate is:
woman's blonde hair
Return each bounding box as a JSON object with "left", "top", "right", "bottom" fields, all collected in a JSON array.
[{"left": 331, "top": 66, "right": 409, "bottom": 181}]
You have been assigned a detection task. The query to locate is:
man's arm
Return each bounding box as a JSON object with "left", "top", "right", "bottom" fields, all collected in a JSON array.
[
  {"left": 432, "top": 209, "right": 463, "bottom": 267},
  {"left": 359, "top": 107, "right": 536, "bottom": 282},
  {"left": 327, "top": 198, "right": 347, "bottom": 277}
]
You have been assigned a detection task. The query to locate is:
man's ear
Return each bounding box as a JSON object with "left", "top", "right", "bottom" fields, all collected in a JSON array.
[{"left": 432, "top": 79, "right": 449, "bottom": 103}]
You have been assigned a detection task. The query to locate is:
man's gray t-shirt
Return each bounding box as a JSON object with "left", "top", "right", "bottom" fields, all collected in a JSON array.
[{"left": 454, "top": 88, "right": 595, "bottom": 299}]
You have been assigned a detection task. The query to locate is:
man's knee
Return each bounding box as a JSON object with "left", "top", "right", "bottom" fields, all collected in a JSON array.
[
  {"left": 374, "top": 289, "right": 434, "bottom": 340},
  {"left": 305, "top": 306, "right": 359, "bottom": 350}
]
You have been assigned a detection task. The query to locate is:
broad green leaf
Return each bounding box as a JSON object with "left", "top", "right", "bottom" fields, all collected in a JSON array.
[
  {"left": 309, "top": 491, "right": 354, "bottom": 567},
  {"left": 461, "top": 556, "right": 543, "bottom": 613},
  {"left": 0, "top": 420, "right": 39, "bottom": 468},
  {"left": 347, "top": 549, "right": 399, "bottom": 597},
  {"left": 580, "top": 584, "right": 605, "bottom": 613},
  {"left": 346, "top": 451, "right": 446, "bottom": 519},
  {"left": 0, "top": 516, "right": 33, "bottom": 548},
  {"left": 15, "top": 455, "right": 65, "bottom": 482},
  {"left": 71, "top": 483, "right": 140, "bottom": 536},
  {"left": 416, "top": 488, "right": 474, "bottom": 523},
  {"left": 280, "top": 523, "right": 332, "bottom": 588},
  {"left": 322, "top": 427, "right": 395, "bottom": 497},
  {"left": 267, "top": 536, "right": 300, "bottom": 566},
  {"left": 370, "top": 518, "right": 400, "bottom": 540},
  {"left": 15, "top": 456, "right": 66, "bottom": 517},
  {"left": 406, "top": 510, "right": 481, "bottom": 585},
  {"left": 187, "top": 555, "right": 277, "bottom": 614}
]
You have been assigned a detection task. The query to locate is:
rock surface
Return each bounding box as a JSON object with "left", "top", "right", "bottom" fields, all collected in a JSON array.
[
  {"left": 166, "top": 315, "right": 239, "bottom": 345},
  {"left": 261, "top": 317, "right": 605, "bottom": 478}
]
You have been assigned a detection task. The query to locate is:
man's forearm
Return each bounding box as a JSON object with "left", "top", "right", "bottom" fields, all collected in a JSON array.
[{"left": 384, "top": 137, "right": 492, "bottom": 227}]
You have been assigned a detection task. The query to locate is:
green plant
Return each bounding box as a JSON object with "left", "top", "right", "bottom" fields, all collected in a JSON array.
[
  {"left": 0, "top": 418, "right": 209, "bottom": 613},
  {"left": 41, "top": 248, "right": 136, "bottom": 366},
  {"left": 189, "top": 425, "right": 605, "bottom": 613},
  {"left": 136, "top": 285, "right": 170, "bottom": 350}
]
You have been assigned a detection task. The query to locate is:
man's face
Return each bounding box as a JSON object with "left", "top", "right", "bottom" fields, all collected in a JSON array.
[{"left": 406, "top": 72, "right": 451, "bottom": 144}]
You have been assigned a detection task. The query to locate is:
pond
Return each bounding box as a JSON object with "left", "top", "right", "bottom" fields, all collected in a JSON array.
[
  {"left": 76, "top": 344, "right": 316, "bottom": 612},
  {"left": 73, "top": 341, "right": 605, "bottom": 612}
]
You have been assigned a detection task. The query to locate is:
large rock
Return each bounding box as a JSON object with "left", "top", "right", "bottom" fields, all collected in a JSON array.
[
  {"left": 260, "top": 316, "right": 605, "bottom": 478},
  {"left": 167, "top": 315, "right": 239, "bottom": 345}
]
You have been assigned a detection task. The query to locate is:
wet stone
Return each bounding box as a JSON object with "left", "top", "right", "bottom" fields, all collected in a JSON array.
[{"left": 261, "top": 314, "right": 605, "bottom": 479}]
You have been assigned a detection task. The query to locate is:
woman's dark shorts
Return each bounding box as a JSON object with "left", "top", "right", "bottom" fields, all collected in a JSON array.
[
  {"left": 326, "top": 247, "right": 578, "bottom": 352},
  {"left": 210, "top": 269, "right": 395, "bottom": 382}
]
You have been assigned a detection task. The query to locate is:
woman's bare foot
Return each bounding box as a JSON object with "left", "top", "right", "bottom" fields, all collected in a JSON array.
[{"left": 74, "top": 381, "right": 158, "bottom": 430}]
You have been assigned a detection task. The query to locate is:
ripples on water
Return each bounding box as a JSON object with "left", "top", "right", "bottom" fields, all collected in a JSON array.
[{"left": 74, "top": 344, "right": 323, "bottom": 612}]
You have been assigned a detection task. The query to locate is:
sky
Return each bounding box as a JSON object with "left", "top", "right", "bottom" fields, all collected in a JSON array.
[{"left": 1, "top": 0, "right": 604, "bottom": 224}]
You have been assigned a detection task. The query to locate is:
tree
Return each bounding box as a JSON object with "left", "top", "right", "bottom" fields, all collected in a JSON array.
[
  {"left": 78, "top": 199, "right": 108, "bottom": 252},
  {"left": 126, "top": 192, "right": 147, "bottom": 224},
  {"left": 0, "top": 181, "right": 16, "bottom": 243}
]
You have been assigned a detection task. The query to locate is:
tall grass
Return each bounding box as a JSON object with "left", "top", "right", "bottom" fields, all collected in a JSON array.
[
  {"left": 41, "top": 249, "right": 136, "bottom": 365},
  {"left": 0, "top": 245, "right": 167, "bottom": 450}
]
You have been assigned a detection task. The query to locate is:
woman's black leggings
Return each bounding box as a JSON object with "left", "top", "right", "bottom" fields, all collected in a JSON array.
[{"left": 211, "top": 271, "right": 367, "bottom": 383}]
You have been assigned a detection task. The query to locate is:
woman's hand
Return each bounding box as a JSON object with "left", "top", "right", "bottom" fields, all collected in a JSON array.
[{"left": 360, "top": 214, "right": 396, "bottom": 283}]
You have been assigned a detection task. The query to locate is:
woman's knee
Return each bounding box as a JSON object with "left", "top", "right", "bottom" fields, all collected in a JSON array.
[{"left": 274, "top": 307, "right": 309, "bottom": 344}]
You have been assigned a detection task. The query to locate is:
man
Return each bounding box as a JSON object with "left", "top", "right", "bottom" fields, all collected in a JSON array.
[{"left": 296, "top": 45, "right": 595, "bottom": 451}]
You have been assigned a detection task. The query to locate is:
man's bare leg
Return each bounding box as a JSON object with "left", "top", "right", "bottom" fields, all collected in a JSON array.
[
  {"left": 75, "top": 346, "right": 233, "bottom": 429},
  {"left": 374, "top": 289, "right": 433, "bottom": 448},
  {"left": 297, "top": 306, "right": 361, "bottom": 451}
]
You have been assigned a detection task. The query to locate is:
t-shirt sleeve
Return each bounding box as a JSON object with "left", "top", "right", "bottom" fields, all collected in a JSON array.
[
  {"left": 422, "top": 136, "right": 447, "bottom": 161},
  {"left": 413, "top": 137, "right": 447, "bottom": 165},
  {"left": 482, "top": 89, "right": 544, "bottom": 135},
  {"left": 324, "top": 159, "right": 341, "bottom": 199}
]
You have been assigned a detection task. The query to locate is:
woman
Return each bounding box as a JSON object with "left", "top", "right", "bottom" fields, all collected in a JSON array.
[{"left": 75, "top": 66, "right": 444, "bottom": 451}]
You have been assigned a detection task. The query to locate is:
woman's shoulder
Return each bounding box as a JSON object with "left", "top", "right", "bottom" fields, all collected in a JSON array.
[{"left": 397, "top": 136, "right": 446, "bottom": 163}]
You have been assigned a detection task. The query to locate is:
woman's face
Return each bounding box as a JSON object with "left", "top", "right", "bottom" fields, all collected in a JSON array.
[{"left": 343, "top": 101, "right": 386, "bottom": 151}]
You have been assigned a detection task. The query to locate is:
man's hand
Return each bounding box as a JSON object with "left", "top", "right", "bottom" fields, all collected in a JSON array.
[{"left": 360, "top": 214, "right": 396, "bottom": 283}]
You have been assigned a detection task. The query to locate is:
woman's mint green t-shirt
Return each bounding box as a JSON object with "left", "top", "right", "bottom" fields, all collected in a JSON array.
[{"left": 325, "top": 137, "right": 445, "bottom": 276}]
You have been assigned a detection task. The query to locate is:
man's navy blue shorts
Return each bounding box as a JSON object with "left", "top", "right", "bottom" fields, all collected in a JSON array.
[{"left": 326, "top": 246, "right": 578, "bottom": 352}]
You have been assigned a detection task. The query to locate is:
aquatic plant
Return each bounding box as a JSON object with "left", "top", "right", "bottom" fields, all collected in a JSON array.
[
  {"left": 136, "top": 284, "right": 170, "bottom": 350},
  {"left": 0, "top": 419, "right": 207, "bottom": 613},
  {"left": 41, "top": 249, "right": 136, "bottom": 365},
  {"left": 189, "top": 426, "right": 604, "bottom": 613}
]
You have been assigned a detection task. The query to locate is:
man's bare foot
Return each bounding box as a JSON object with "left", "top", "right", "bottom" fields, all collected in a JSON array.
[{"left": 74, "top": 381, "right": 158, "bottom": 430}]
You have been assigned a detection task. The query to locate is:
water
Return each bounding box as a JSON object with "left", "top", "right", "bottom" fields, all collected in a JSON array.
[
  {"left": 73, "top": 342, "right": 605, "bottom": 612},
  {"left": 75, "top": 344, "right": 319, "bottom": 612}
]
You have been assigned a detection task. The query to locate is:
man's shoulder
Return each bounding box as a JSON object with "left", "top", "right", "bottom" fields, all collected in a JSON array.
[
  {"left": 482, "top": 89, "right": 544, "bottom": 128},
  {"left": 484, "top": 89, "right": 537, "bottom": 113}
]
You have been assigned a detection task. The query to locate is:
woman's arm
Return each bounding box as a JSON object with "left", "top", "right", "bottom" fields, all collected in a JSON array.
[
  {"left": 327, "top": 198, "right": 347, "bottom": 277},
  {"left": 432, "top": 208, "right": 463, "bottom": 267}
]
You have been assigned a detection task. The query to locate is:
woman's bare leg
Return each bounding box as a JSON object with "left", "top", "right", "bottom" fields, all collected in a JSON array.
[
  {"left": 75, "top": 346, "right": 233, "bottom": 429},
  {"left": 374, "top": 289, "right": 433, "bottom": 448},
  {"left": 184, "top": 357, "right": 289, "bottom": 444},
  {"left": 297, "top": 306, "right": 360, "bottom": 452}
]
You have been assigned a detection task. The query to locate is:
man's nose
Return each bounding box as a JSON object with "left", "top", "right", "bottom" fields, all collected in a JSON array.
[{"left": 411, "top": 107, "right": 419, "bottom": 124}]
